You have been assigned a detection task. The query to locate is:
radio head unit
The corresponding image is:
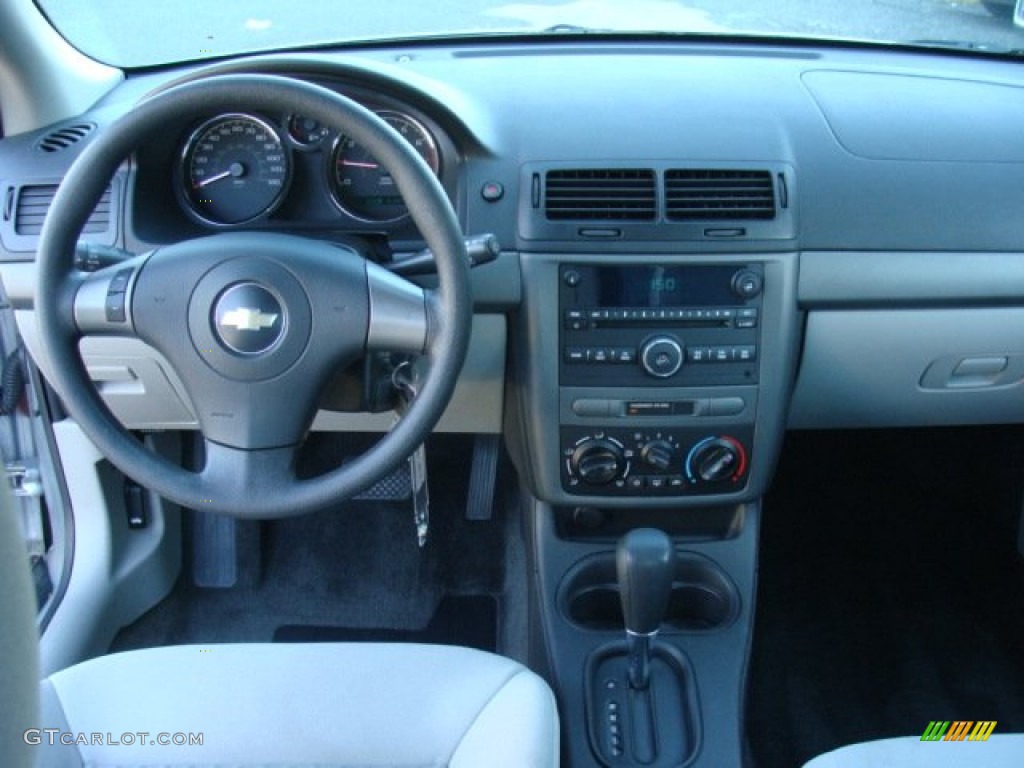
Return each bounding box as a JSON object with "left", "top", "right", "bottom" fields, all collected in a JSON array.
[{"left": 559, "top": 263, "right": 763, "bottom": 388}]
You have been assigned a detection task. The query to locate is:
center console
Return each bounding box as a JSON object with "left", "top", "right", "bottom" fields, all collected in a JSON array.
[
  {"left": 509, "top": 251, "right": 801, "bottom": 767},
  {"left": 558, "top": 262, "right": 762, "bottom": 498}
]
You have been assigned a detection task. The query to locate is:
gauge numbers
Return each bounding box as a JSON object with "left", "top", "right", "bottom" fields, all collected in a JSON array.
[
  {"left": 181, "top": 114, "right": 290, "bottom": 226},
  {"left": 329, "top": 111, "right": 440, "bottom": 222}
]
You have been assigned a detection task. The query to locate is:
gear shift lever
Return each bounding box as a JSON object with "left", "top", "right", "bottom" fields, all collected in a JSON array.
[{"left": 616, "top": 528, "right": 674, "bottom": 690}]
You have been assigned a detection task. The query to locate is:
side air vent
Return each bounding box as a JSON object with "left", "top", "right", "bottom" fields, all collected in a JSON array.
[
  {"left": 665, "top": 169, "right": 775, "bottom": 221},
  {"left": 36, "top": 123, "right": 95, "bottom": 153},
  {"left": 14, "top": 184, "right": 112, "bottom": 236},
  {"left": 545, "top": 169, "right": 656, "bottom": 221}
]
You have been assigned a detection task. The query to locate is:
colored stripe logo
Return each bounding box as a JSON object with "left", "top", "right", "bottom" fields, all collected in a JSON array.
[{"left": 921, "top": 721, "right": 996, "bottom": 742}]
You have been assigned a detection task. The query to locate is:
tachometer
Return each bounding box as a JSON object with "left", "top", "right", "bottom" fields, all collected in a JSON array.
[
  {"left": 328, "top": 111, "right": 440, "bottom": 222},
  {"left": 180, "top": 114, "right": 290, "bottom": 226}
]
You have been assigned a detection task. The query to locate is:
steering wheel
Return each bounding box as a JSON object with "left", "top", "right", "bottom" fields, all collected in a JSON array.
[{"left": 35, "top": 75, "right": 472, "bottom": 518}]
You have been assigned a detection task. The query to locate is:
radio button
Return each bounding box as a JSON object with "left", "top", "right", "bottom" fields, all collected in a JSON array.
[
  {"left": 687, "top": 347, "right": 711, "bottom": 364},
  {"left": 564, "top": 347, "right": 587, "bottom": 364},
  {"left": 564, "top": 309, "right": 587, "bottom": 329},
  {"left": 591, "top": 348, "right": 610, "bottom": 363},
  {"left": 611, "top": 347, "right": 636, "bottom": 364},
  {"left": 711, "top": 347, "right": 732, "bottom": 363},
  {"left": 735, "top": 345, "right": 757, "bottom": 362},
  {"left": 572, "top": 399, "right": 612, "bottom": 417},
  {"left": 709, "top": 397, "right": 746, "bottom": 416},
  {"left": 735, "top": 308, "right": 759, "bottom": 329}
]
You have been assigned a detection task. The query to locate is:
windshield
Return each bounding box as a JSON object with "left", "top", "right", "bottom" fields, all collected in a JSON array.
[{"left": 37, "top": 0, "right": 1024, "bottom": 68}]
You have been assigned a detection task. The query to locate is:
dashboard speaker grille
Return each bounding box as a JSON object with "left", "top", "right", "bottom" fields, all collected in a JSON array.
[
  {"left": 545, "top": 168, "right": 656, "bottom": 220},
  {"left": 665, "top": 169, "right": 775, "bottom": 220},
  {"left": 36, "top": 123, "right": 95, "bottom": 153},
  {"left": 14, "top": 184, "right": 112, "bottom": 236}
]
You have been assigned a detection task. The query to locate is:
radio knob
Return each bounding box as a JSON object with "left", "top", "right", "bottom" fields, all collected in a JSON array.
[
  {"left": 570, "top": 439, "right": 626, "bottom": 485},
  {"left": 640, "top": 439, "right": 676, "bottom": 471},
  {"left": 640, "top": 336, "right": 684, "bottom": 378},
  {"left": 731, "top": 269, "right": 763, "bottom": 299}
]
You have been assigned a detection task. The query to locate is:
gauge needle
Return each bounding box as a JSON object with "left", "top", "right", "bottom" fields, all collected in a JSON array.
[
  {"left": 341, "top": 160, "right": 380, "bottom": 169},
  {"left": 194, "top": 162, "right": 246, "bottom": 188}
]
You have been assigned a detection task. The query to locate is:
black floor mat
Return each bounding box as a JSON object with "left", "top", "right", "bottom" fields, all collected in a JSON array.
[
  {"left": 112, "top": 435, "right": 508, "bottom": 652},
  {"left": 273, "top": 594, "right": 497, "bottom": 651},
  {"left": 748, "top": 427, "right": 1024, "bottom": 767}
]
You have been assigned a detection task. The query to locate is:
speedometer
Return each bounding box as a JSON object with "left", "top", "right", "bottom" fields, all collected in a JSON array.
[
  {"left": 180, "top": 114, "right": 290, "bottom": 226},
  {"left": 328, "top": 111, "right": 440, "bottom": 222}
]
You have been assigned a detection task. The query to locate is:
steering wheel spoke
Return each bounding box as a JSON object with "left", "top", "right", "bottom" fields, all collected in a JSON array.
[
  {"left": 366, "top": 261, "right": 428, "bottom": 355},
  {"left": 72, "top": 256, "right": 147, "bottom": 337},
  {"left": 198, "top": 438, "right": 298, "bottom": 515}
]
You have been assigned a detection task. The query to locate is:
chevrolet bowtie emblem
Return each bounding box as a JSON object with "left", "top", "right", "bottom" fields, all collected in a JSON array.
[{"left": 219, "top": 307, "right": 278, "bottom": 331}]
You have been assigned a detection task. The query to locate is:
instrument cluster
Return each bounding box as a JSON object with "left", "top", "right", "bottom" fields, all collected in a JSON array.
[{"left": 175, "top": 106, "right": 442, "bottom": 228}]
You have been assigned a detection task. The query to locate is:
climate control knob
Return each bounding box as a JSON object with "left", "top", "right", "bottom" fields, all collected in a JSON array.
[
  {"left": 640, "top": 439, "right": 676, "bottom": 471},
  {"left": 687, "top": 437, "right": 747, "bottom": 484},
  {"left": 640, "top": 336, "right": 684, "bottom": 378},
  {"left": 570, "top": 438, "right": 626, "bottom": 485}
]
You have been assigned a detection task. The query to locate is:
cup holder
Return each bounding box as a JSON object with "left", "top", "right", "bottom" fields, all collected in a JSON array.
[{"left": 560, "top": 551, "right": 740, "bottom": 632}]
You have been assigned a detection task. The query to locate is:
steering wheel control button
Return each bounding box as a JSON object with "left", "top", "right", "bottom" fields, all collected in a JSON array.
[
  {"left": 104, "top": 292, "right": 126, "bottom": 323},
  {"left": 108, "top": 268, "right": 133, "bottom": 294},
  {"left": 213, "top": 283, "right": 285, "bottom": 355},
  {"left": 640, "top": 336, "right": 684, "bottom": 378}
]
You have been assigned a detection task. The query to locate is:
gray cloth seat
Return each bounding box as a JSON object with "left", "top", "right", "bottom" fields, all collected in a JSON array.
[
  {"left": 32, "top": 641, "right": 559, "bottom": 767},
  {"left": 0, "top": 478, "right": 558, "bottom": 768},
  {"left": 803, "top": 734, "right": 1024, "bottom": 767}
]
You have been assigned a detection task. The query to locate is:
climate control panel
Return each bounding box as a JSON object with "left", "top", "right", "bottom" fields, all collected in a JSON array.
[{"left": 560, "top": 426, "right": 752, "bottom": 496}]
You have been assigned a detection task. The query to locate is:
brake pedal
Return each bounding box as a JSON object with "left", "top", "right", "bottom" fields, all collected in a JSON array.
[{"left": 354, "top": 462, "right": 413, "bottom": 501}]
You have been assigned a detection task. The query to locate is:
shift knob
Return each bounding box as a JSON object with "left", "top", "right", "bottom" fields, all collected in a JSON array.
[{"left": 616, "top": 528, "right": 674, "bottom": 636}]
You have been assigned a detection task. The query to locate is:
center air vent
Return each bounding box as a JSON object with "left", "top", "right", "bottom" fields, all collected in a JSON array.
[
  {"left": 14, "top": 184, "right": 112, "bottom": 236},
  {"left": 545, "top": 169, "right": 656, "bottom": 221},
  {"left": 36, "top": 123, "right": 95, "bottom": 153},
  {"left": 665, "top": 170, "right": 775, "bottom": 221}
]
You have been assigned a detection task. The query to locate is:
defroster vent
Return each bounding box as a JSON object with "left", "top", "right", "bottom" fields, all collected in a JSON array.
[
  {"left": 665, "top": 169, "right": 775, "bottom": 221},
  {"left": 545, "top": 169, "right": 656, "bottom": 221},
  {"left": 36, "top": 123, "right": 94, "bottom": 153}
]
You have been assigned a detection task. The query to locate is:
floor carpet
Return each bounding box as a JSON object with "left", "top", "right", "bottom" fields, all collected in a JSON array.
[
  {"left": 748, "top": 427, "right": 1024, "bottom": 766},
  {"left": 112, "top": 434, "right": 508, "bottom": 652}
]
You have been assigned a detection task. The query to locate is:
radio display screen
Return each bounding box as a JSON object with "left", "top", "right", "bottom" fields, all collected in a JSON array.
[{"left": 594, "top": 265, "right": 738, "bottom": 307}]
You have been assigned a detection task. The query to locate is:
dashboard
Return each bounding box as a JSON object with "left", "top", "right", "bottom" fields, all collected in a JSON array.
[{"left": 4, "top": 41, "right": 1024, "bottom": 510}]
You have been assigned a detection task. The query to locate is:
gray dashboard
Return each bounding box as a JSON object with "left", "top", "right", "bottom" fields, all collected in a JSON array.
[{"left": 3, "top": 39, "right": 1024, "bottom": 506}]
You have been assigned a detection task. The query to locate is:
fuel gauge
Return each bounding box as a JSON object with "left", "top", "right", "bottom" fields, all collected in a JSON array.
[{"left": 286, "top": 114, "right": 330, "bottom": 148}]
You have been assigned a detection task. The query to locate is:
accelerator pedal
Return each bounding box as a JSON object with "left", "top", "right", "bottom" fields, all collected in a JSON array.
[{"left": 465, "top": 434, "right": 499, "bottom": 521}]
